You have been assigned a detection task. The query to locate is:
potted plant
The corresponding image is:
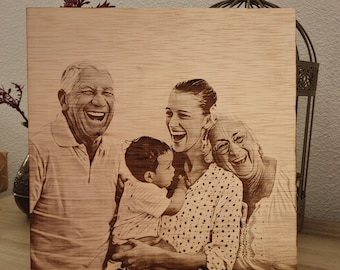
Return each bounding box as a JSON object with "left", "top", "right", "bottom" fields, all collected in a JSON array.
[{"left": 0, "top": 83, "right": 29, "bottom": 215}]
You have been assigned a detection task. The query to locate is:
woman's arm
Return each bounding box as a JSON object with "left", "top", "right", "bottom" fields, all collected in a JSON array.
[{"left": 112, "top": 239, "right": 207, "bottom": 270}]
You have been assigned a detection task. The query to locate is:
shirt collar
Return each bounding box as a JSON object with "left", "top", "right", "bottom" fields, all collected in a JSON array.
[
  {"left": 52, "top": 113, "right": 104, "bottom": 148},
  {"left": 52, "top": 113, "right": 79, "bottom": 147}
]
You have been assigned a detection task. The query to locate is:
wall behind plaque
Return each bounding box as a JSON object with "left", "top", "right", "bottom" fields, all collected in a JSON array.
[{"left": 0, "top": 0, "right": 339, "bottom": 222}]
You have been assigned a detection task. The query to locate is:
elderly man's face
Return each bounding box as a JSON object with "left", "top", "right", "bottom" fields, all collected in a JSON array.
[
  {"left": 210, "top": 118, "right": 261, "bottom": 179},
  {"left": 61, "top": 67, "right": 114, "bottom": 140}
]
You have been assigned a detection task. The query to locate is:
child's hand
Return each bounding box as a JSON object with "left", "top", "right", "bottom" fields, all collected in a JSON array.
[
  {"left": 115, "top": 173, "right": 127, "bottom": 203},
  {"left": 118, "top": 173, "right": 128, "bottom": 189},
  {"left": 177, "top": 174, "right": 187, "bottom": 190}
]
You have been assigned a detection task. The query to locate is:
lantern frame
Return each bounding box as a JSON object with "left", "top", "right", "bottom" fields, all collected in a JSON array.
[{"left": 211, "top": 0, "right": 319, "bottom": 231}]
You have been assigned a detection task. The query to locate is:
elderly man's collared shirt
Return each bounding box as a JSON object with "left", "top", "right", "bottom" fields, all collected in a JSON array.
[{"left": 30, "top": 114, "right": 120, "bottom": 269}]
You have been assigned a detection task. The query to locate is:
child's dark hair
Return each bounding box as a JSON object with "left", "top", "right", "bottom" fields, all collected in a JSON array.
[{"left": 125, "top": 136, "right": 171, "bottom": 182}]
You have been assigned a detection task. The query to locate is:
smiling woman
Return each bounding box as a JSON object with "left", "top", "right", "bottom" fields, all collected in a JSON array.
[
  {"left": 112, "top": 79, "right": 243, "bottom": 270},
  {"left": 209, "top": 115, "right": 297, "bottom": 269},
  {"left": 165, "top": 79, "right": 217, "bottom": 157},
  {"left": 210, "top": 116, "right": 265, "bottom": 181}
]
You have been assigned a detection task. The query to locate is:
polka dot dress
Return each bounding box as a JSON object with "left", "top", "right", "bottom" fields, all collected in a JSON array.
[{"left": 160, "top": 163, "right": 243, "bottom": 270}]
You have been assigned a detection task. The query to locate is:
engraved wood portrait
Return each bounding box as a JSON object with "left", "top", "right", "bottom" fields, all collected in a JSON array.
[{"left": 27, "top": 8, "right": 297, "bottom": 269}]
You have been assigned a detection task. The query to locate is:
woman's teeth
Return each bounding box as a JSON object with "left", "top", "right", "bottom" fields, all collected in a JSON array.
[
  {"left": 171, "top": 132, "right": 186, "bottom": 142},
  {"left": 232, "top": 156, "right": 247, "bottom": 165}
]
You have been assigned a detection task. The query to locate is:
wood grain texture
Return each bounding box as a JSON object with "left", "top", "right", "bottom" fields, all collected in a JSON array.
[
  {"left": 27, "top": 8, "right": 296, "bottom": 162},
  {"left": 1, "top": 196, "right": 340, "bottom": 270},
  {"left": 0, "top": 196, "right": 30, "bottom": 269},
  {"left": 27, "top": 8, "right": 297, "bottom": 269}
]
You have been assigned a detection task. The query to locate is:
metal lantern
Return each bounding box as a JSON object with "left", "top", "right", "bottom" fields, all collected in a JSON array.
[{"left": 211, "top": 0, "right": 319, "bottom": 231}]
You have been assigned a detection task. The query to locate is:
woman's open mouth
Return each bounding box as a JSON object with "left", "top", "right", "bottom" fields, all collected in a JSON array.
[
  {"left": 171, "top": 131, "right": 186, "bottom": 143},
  {"left": 87, "top": 111, "right": 105, "bottom": 121}
]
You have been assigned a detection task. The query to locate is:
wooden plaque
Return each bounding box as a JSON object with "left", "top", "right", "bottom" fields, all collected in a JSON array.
[{"left": 27, "top": 8, "right": 297, "bottom": 269}]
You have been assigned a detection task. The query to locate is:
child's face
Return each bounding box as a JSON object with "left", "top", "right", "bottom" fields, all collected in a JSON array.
[{"left": 152, "top": 150, "right": 175, "bottom": 188}]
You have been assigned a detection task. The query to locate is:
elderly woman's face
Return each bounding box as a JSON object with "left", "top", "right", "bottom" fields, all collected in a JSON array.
[
  {"left": 165, "top": 90, "right": 206, "bottom": 153},
  {"left": 62, "top": 67, "right": 114, "bottom": 139},
  {"left": 210, "top": 119, "right": 260, "bottom": 178}
]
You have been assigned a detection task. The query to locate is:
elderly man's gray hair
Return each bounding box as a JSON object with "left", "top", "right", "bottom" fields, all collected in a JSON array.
[{"left": 60, "top": 61, "right": 113, "bottom": 94}]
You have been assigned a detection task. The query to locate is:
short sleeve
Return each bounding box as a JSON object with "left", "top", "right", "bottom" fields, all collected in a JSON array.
[{"left": 132, "top": 182, "right": 171, "bottom": 218}]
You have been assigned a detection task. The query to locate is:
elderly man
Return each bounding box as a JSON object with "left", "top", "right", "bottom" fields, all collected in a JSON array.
[{"left": 30, "top": 61, "right": 121, "bottom": 269}]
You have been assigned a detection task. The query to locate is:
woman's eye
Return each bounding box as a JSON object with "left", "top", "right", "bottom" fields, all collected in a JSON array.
[
  {"left": 104, "top": 91, "right": 114, "bottom": 97},
  {"left": 165, "top": 110, "right": 173, "bottom": 117},
  {"left": 178, "top": 113, "right": 190, "bottom": 119},
  {"left": 235, "top": 136, "right": 244, "bottom": 144},
  {"left": 214, "top": 142, "right": 230, "bottom": 154}
]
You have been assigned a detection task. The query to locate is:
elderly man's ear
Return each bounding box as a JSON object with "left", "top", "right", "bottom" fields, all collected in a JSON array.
[{"left": 58, "top": 89, "right": 68, "bottom": 111}]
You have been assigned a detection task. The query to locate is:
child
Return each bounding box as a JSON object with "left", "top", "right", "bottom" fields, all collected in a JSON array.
[{"left": 109, "top": 136, "right": 187, "bottom": 269}]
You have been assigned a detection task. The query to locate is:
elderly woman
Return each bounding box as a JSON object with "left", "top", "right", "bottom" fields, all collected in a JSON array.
[
  {"left": 112, "top": 79, "right": 243, "bottom": 270},
  {"left": 209, "top": 116, "right": 297, "bottom": 270}
]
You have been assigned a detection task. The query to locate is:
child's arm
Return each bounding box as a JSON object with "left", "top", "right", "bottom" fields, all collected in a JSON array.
[{"left": 163, "top": 176, "right": 187, "bottom": 216}]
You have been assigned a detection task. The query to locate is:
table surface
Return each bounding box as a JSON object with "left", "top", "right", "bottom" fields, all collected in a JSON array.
[
  {"left": 1, "top": 195, "right": 340, "bottom": 270},
  {"left": 0, "top": 195, "right": 30, "bottom": 269}
]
